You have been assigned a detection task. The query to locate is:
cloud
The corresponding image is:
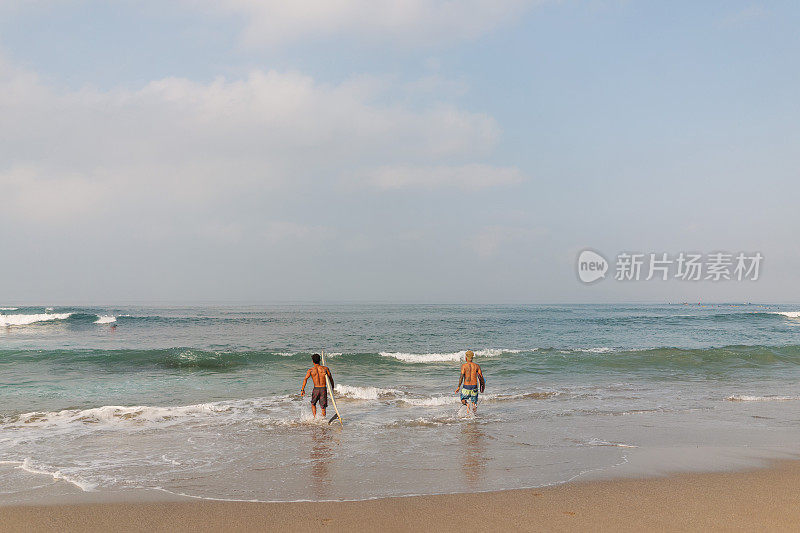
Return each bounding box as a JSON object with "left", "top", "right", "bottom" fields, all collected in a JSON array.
[
  {"left": 467, "top": 225, "right": 547, "bottom": 257},
  {"left": 368, "top": 164, "right": 524, "bottom": 191},
  {"left": 0, "top": 59, "right": 502, "bottom": 228},
  {"left": 188, "top": 0, "right": 540, "bottom": 46},
  {"left": 2, "top": 1, "right": 545, "bottom": 47},
  {"left": 0, "top": 165, "right": 112, "bottom": 221}
]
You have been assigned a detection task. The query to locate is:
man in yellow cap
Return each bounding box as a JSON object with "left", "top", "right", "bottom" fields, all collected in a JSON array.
[{"left": 455, "top": 350, "right": 485, "bottom": 413}]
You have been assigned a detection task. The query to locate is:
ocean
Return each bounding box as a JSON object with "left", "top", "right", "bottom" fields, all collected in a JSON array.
[{"left": 1, "top": 304, "right": 799, "bottom": 504}]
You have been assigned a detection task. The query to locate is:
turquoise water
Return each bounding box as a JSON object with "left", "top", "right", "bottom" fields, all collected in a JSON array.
[{"left": 1, "top": 304, "right": 799, "bottom": 502}]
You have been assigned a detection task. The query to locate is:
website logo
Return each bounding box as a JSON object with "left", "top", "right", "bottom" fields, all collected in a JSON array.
[
  {"left": 577, "top": 249, "right": 609, "bottom": 284},
  {"left": 576, "top": 250, "right": 763, "bottom": 284}
]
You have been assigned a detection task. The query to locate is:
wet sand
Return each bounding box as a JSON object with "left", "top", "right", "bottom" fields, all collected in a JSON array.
[{"left": 2, "top": 460, "right": 799, "bottom": 532}]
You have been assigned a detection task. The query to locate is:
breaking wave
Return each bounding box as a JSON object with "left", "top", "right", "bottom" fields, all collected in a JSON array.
[
  {"left": 0, "top": 312, "right": 73, "bottom": 327},
  {"left": 379, "top": 348, "right": 521, "bottom": 363},
  {"left": 1, "top": 345, "right": 799, "bottom": 372},
  {"left": 772, "top": 311, "right": 800, "bottom": 319},
  {"left": 334, "top": 385, "right": 401, "bottom": 400}
]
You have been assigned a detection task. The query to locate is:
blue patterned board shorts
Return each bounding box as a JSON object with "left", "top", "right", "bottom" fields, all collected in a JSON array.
[{"left": 460, "top": 384, "right": 479, "bottom": 404}]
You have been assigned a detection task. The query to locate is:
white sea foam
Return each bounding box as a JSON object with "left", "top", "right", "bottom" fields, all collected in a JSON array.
[
  {"left": 484, "top": 391, "right": 560, "bottom": 402},
  {"left": 267, "top": 351, "right": 344, "bottom": 357},
  {"left": 335, "top": 384, "right": 401, "bottom": 400},
  {"left": 380, "top": 351, "right": 463, "bottom": 363},
  {"left": 272, "top": 351, "right": 343, "bottom": 357},
  {"left": 94, "top": 315, "right": 117, "bottom": 324},
  {"left": 260, "top": 407, "right": 335, "bottom": 427},
  {"left": 330, "top": 387, "right": 558, "bottom": 406},
  {"left": 10, "top": 404, "right": 228, "bottom": 427},
  {"left": 379, "top": 348, "right": 520, "bottom": 363},
  {"left": 3, "top": 397, "right": 293, "bottom": 430},
  {"left": 386, "top": 415, "right": 463, "bottom": 428},
  {"left": 579, "top": 438, "right": 638, "bottom": 448},
  {"left": 553, "top": 347, "right": 615, "bottom": 354},
  {"left": 0, "top": 307, "right": 18, "bottom": 310},
  {"left": 0, "top": 312, "right": 73, "bottom": 327},
  {"left": 398, "top": 390, "right": 557, "bottom": 407},
  {"left": 16, "top": 458, "right": 98, "bottom": 492},
  {"left": 401, "top": 396, "right": 459, "bottom": 406},
  {"left": 772, "top": 311, "right": 800, "bottom": 319},
  {"left": 726, "top": 395, "right": 800, "bottom": 402}
]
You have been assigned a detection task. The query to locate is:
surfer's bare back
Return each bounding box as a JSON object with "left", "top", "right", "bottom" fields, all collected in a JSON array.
[
  {"left": 455, "top": 350, "right": 485, "bottom": 413},
  {"left": 300, "top": 353, "right": 334, "bottom": 418}
]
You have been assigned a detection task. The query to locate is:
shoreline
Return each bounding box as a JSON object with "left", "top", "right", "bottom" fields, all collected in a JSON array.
[{"left": 2, "top": 459, "right": 800, "bottom": 532}]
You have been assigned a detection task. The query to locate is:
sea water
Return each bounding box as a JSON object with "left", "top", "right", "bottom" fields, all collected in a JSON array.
[{"left": 1, "top": 304, "right": 799, "bottom": 503}]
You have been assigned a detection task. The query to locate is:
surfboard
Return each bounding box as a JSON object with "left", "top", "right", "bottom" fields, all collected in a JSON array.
[{"left": 321, "top": 350, "right": 343, "bottom": 427}]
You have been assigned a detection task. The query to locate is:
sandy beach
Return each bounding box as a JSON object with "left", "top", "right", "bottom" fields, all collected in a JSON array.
[{"left": 2, "top": 459, "right": 799, "bottom": 532}]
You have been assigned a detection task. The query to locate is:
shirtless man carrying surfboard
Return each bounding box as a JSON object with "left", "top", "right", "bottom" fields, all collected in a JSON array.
[
  {"left": 455, "top": 350, "right": 485, "bottom": 413},
  {"left": 300, "top": 353, "right": 334, "bottom": 418}
]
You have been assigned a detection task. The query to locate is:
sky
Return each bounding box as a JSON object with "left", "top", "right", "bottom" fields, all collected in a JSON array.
[{"left": 0, "top": 0, "right": 798, "bottom": 304}]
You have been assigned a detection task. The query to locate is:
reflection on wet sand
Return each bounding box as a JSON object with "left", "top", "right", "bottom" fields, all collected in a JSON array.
[
  {"left": 460, "top": 421, "right": 488, "bottom": 486},
  {"left": 309, "top": 426, "right": 334, "bottom": 499}
]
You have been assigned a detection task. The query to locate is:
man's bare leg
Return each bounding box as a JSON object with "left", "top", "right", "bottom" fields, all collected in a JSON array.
[
  {"left": 321, "top": 408, "right": 326, "bottom": 417},
  {"left": 311, "top": 404, "right": 317, "bottom": 418}
]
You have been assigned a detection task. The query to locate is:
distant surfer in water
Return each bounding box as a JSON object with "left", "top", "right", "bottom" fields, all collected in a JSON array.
[
  {"left": 456, "top": 350, "right": 485, "bottom": 413},
  {"left": 300, "top": 353, "right": 334, "bottom": 419}
]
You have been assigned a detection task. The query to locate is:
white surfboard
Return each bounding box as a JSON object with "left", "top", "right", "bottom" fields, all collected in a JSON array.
[{"left": 321, "top": 350, "right": 343, "bottom": 427}]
